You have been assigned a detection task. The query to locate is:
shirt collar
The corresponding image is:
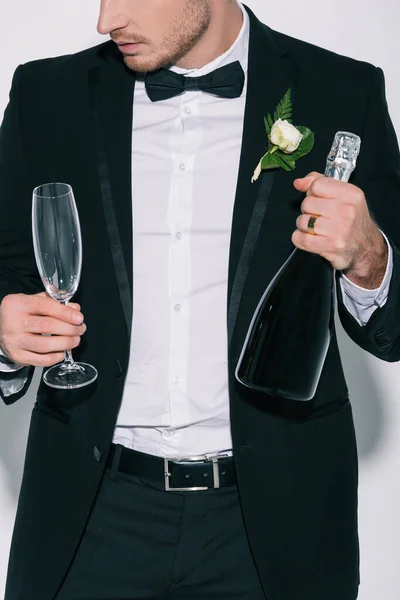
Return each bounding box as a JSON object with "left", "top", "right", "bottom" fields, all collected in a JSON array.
[{"left": 170, "top": 2, "right": 249, "bottom": 78}]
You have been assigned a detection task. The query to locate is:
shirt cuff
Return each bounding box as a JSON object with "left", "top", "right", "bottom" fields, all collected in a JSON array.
[
  {"left": 339, "top": 231, "right": 393, "bottom": 326},
  {"left": 0, "top": 348, "right": 25, "bottom": 372},
  {"left": 0, "top": 369, "right": 30, "bottom": 397}
]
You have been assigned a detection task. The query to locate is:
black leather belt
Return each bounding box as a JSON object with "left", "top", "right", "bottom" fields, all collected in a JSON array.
[{"left": 107, "top": 444, "right": 236, "bottom": 491}]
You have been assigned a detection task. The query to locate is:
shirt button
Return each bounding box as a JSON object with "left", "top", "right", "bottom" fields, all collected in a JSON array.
[
  {"left": 173, "top": 375, "right": 180, "bottom": 384},
  {"left": 174, "top": 303, "right": 182, "bottom": 312},
  {"left": 179, "top": 163, "right": 186, "bottom": 171},
  {"left": 176, "top": 232, "right": 182, "bottom": 240},
  {"left": 184, "top": 106, "right": 191, "bottom": 115}
]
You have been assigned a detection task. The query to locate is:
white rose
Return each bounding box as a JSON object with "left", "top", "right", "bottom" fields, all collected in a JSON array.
[{"left": 270, "top": 119, "right": 303, "bottom": 154}]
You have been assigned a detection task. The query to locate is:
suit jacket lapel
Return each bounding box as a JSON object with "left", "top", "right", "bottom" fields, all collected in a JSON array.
[
  {"left": 88, "top": 44, "right": 135, "bottom": 338},
  {"left": 227, "top": 7, "right": 293, "bottom": 351}
]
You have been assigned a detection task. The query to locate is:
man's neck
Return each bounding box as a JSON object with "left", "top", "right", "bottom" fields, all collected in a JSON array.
[{"left": 175, "top": 1, "right": 244, "bottom": 70}]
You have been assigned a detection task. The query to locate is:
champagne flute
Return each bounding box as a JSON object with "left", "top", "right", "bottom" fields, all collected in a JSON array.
[{"left": 32, "top": 183, "right": 98, "bottom": 389}]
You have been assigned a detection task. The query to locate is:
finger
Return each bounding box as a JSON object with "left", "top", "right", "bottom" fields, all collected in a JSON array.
[
  {"left": 11, "top": 351, "right": 67, "bottom": 369},
  {"left": 30, "top": 295, "right": 84, "bottom": 325},
  {"left": 35, "top": 292, "right": 80, "bottom": 312},
  {"left": 296, "top": 214, "right": 332, "bottom": 237},
  {"left": 291, "top": 229, "right": 332, "bottom": 255},
  {"left": 293, "top": 172, "right": 324, "bottom": 193},
  {"left": 306, "top": 176, "right": 353, "bottom": 199},
  {"left": 22, "top": 316, "right": 87, "bottom": 337},
  {"left": 22, "top": 334, "right": 82, "bottom": 355},
  {"left": 300, "top": 196, "right": 337, "bottom": 218},
  {"left": 69, "top": 302, "right": 81, "bottom": 311}
]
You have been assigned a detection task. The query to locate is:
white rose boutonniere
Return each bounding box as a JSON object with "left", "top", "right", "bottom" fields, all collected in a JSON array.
[
  {"left": 251, "top": 89, "right": 315, "bottom": 182},
  {"left": 270, "top": 119, "right": 303, "bottom": 153}
]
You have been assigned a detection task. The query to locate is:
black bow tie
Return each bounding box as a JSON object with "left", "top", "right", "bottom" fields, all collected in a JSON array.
[{"left": 144, "top": 61, "right": 245, "bottom": 102}]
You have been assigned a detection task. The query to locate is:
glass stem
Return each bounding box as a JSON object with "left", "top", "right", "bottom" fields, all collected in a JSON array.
[
  {"left": 61, "top": 299, "right": 75, "bottom": 368},
  {"left": 64, "top": 350, "right": 75, "bottom": 366}
]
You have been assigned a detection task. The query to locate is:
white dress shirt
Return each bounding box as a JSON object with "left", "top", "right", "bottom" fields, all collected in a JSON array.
[
  {"left": 111, "top": 4, "right": 393, "bottom": 458},
  {"left": 0, "top": 2, "right": 394, "bottom": 459}
]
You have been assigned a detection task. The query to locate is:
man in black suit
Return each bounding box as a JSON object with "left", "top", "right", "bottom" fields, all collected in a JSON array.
[{"left": 1, "top": 1, "right": 399, "bottom": 599}]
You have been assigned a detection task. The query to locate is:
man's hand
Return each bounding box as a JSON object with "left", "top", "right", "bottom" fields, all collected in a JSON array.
[
  {"left": 0, "top": 292, "right": 86, "bottom": 367},
  {"left": 293, "top": 172, "right": 388, "bottom": 289}
]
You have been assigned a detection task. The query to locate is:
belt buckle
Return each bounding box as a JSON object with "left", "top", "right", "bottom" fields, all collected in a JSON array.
[{"left": 164, "top": 455, "right": 222, "bottom": 492}]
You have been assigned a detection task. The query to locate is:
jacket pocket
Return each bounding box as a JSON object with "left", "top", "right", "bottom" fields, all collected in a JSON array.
[
  {"left": 33, "top": 402, "right": 71, "bottom": 425},
  {"left": 295, "top": 396, "right": 350, "bottom": 425}
]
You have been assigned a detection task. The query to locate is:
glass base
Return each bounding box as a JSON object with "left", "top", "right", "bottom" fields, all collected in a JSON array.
[{"left": 43, "top": 362, "right": 98, "bottom": 390}]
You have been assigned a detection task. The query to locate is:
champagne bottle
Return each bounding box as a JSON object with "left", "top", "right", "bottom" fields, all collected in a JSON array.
[{"left": 235, "top": 132, "right": 361, "bottom": 401}]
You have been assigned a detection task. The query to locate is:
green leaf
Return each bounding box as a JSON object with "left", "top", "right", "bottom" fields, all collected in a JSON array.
[
  {"left": 288, "top": 126, "right": 315, "bottom": 161},
  {"left": 273, "top": 88, "right": 292, "bottom": 124},
  {"left": 264, "top": 116, "right": 271, "bottom": 137},
  {"left": 264, "top": 113, "right": 274, "bottom": 137},
  {"left": 276, "top": 152, "right": 296, "bottom": 171},
  {"left": 261, "top": 152, "right": 280, "bottom": 171},
  {"left": 275, "top": 156, "right": 292, "bottom": 172}
]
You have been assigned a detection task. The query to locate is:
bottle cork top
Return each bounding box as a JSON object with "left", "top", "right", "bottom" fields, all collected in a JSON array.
[{"left": 325, "top": 131, "right": 362, "bottom": 183}]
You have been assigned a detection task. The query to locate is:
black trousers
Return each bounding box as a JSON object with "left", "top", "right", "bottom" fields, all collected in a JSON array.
[{"left": 55, "top": 450, "right": 266, "bottom": 600}]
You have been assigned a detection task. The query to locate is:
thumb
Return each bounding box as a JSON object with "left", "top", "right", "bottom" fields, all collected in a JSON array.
[
  {"left": 69, "top": 303, "right": 81, "bottom": 311},
  {"left": 294, "top": 171, "right": 324, "bottom": 193},
  {"left": 36, "top": 291, "right": 80, "bottom": 312}
]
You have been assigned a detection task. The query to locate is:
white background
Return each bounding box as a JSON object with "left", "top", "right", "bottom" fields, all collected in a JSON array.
[{"left": 0, "top": 1, "right": 399, "bottom": 598}]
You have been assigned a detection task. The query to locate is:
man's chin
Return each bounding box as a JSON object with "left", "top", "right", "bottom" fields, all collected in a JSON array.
[{"left": 122, "top": 54, "right": 170, "bottom": 74}]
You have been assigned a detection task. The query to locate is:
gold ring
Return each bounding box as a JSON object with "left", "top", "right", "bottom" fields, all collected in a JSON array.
[{"left": 307, "top": 215, "right": 319, "bottom": 235}]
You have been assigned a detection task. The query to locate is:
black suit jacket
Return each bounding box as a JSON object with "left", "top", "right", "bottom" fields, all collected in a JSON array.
[{"left": 1, "top": 7, "right": 400, "bottom": 600}]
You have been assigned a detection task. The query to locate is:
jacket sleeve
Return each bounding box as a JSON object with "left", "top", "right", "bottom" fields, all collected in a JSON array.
[
  {"left": 0, "top": 65, "right": 40, "bottom": 403},
  {"left": 337, "top": 67, "right": 400, "bottom": 362}
]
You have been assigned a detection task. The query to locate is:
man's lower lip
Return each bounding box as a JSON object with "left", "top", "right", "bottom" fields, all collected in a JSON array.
[{"left": 118, "top": 43, "right": 142, "bottom": 53}]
